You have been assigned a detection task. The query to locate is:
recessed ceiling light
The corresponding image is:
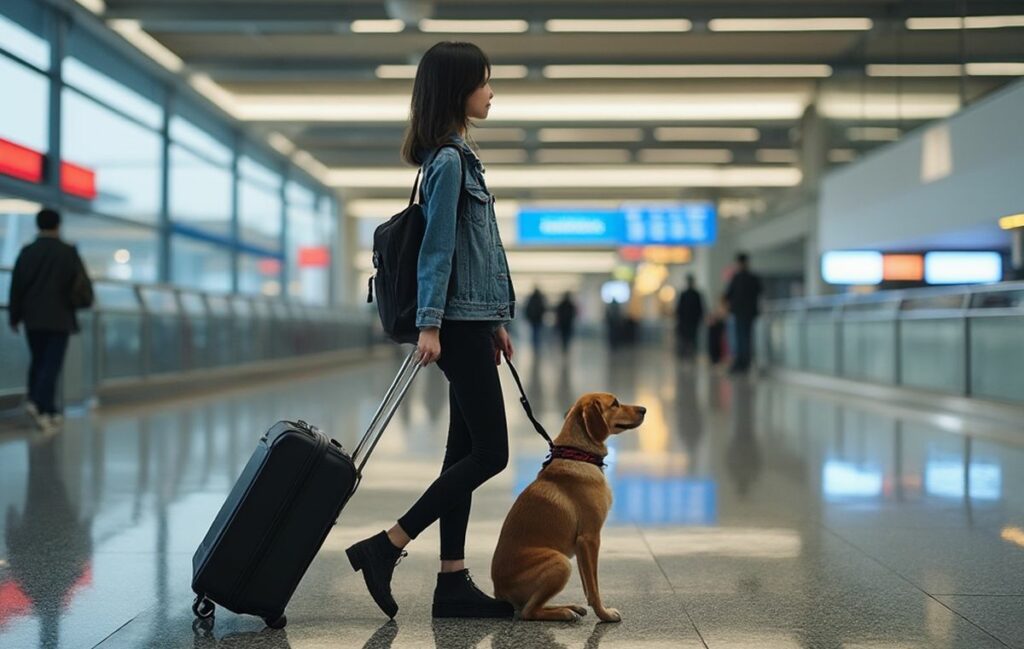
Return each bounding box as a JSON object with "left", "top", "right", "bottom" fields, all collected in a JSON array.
[
  {"left": 543, "top": 64, "right": 833, "bottom": 79},
  {"left": 266, "top": 132, "right": 296, "bottom": 156},
  {"left": 846, "top": 127, "right": 901, "bottom": 141},
  {"left": 327, "top": 165, "right": 801, "bottom": 189},
  {"left": 545, "top": 19, "right": 692, "bottom": 33},
  {"left": 654, "top": 127, "right": 760, "bottom": 142},
  {"left": 866, "top": 64, "right": 962, "bottom": 77},
  {"left": 708, "top": 18, "right": 873, "bottom": 32},
  {"left": 538, "top": 128, "right": 644, "bottom": 143},
  {"left": 755, "top": 149, "right": 800, "bottom": 164},
  {"left": 906, "top": 15, "right": 1024, "bottom": 30},
  {"left": 108, "top": 20, "right": 184, "bottom": 72},
  {"left": 966, "top": 62, "right": 1024, "bottom": 76},
  {"left": 419, "top": 19, "right": 529, "bottom": 33},
  {"left": 232, "top": 94, "right": 809, "bottom": 122},
  {"left": 376, "top": 64, "right": 528, "bottom": 79},
  {"left": 638, "top": 149, "right": 734, "bottom": 164},
  {"left": 536, "top": 149, "right": 633, "bottom": 164},
  {"left": 350, "top": 19, "right": 405, "bottom": 33}
]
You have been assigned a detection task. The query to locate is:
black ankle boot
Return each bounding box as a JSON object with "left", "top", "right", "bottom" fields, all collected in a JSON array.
[
  {"left": 346, "top": 531, "right": 407, "bottom": 619},
  {"left": 432, "top": 569, "right": 515, "bottom": 619}
]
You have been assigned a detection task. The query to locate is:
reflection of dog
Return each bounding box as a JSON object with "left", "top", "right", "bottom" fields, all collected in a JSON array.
[{"left": 491, "top": 394, "right": 646, "bottom": 622}]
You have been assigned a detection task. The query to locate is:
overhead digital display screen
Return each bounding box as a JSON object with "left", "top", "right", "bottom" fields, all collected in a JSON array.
[{"left": 517, "top": 202, "right": 717, "bottom": 247}]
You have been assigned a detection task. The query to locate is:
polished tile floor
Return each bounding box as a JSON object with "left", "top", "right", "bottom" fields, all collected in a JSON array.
[{"left": 2, "top": 340, "right": 1024, "bottom": 648}]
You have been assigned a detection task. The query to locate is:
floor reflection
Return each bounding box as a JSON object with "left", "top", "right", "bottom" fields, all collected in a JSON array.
[{"left": 0, "top": 341, "right": 1022, "bottom": 648}]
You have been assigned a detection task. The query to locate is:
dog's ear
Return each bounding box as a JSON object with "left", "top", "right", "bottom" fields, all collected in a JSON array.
[{"left": 581, "top": 400, "right": 611, "bottom": 445}]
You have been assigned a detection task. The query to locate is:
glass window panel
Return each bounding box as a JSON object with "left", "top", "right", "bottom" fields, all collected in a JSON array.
[
  {"left": 286, "top": 180, "right": 316, "bottom": 208},
  {"left": 94, "top": 283, "right": 140, "bottom": 310},
  {"left": 62, "top": 57, "right": 163, "bottom": 129},
  {"left": 0, "top": 56, "right": 48, "bottom": 151},
  {"left": 286, "top": 201, "right": 330, "bottom": 305},
  {"left": 169, "top": 144, "right": 232, "bottom": 236},
  {"left": 239, "top": 179, "right": 282, "bottom": 252},
  {"left": 170, "top": 115, "right": 232, "bottom": 165},
  {"left": 171, "top": 235, "right": 232, "bottom": 293},
  {"left": 62, "top": 89, "right": 162, "bottom": 223},
  {"left": 239, "top": 254, "right": 282, "bottom": 297},
  {"left": 0, "top": 2, "right": 50, "bottom": 70},
  {"left": 239, "top": 155, "right": 280, "bottom": 188},
  {"left": 62, "top": 213, "right": 159, "bottom": 284},
  {"left": 0, "top": 196, "right": 42, "bottom": 267},
  {"left": 139, "top": 287, "right": 179, "bottom": 314}
]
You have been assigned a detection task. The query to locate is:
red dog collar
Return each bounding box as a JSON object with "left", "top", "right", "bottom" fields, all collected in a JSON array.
[{"left": 542, "top": 445, "right": 606, "bottom": 471}]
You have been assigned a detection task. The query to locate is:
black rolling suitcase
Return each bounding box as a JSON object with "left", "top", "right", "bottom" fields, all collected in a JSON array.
[{"left": 190, "top": 349, "right": 422, "bottom": 628}]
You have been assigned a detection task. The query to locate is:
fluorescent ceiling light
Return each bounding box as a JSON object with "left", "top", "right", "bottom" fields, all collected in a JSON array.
[
  {"left": 543, "top": 64, "right": 833, "bottom": 79},
  {"left": 755, "top": 149, "right": 799, "bottom": 164},
  {"left": 966, "top": 62, "right": 1024, "bottom": 76},
  {"left": 536, "top": 149, "right": 633, "bottom": 164},
  {"left": 292, "top": 150, "right": 328, "bottom": 183},
  {"left": 108, "top": 20, "right": 184, "bottom": 72},
  {"left": 545, "top": 19, "right": 692, "bottom": 33},
  {"left": 998, "top": 213, "right": 1024, "bottom": 230},
  {"left": 350, "top": 19, "right": 405, "bottom": 33},
  {"left": 847, "top": 126, "right": 901, "bottom": 141},
  {"left": 74, "top": 0, "right": 105, "bottom": 15},
  {"left": 0, "top": 199, "right": 43, "bottom": 213},
  {"left": 655, "top": 127, "right": 760, "bottom": 142},
  {"left": 471, "top": 128, "right": 527, "bottom": 142},
  {"left": 821, "top": 93, "right": 960, "bottom": 120},
  {"left": 638, "top": 149, "right": 734, "bottom": 164},
  {"left": 419, "top": 19, "right": 529, "bottom": 33},
  {"left": 266, "top": 132, "right": 296, "bottom": 156},
  {"left": 376, "top": 64, "right": 528, "bottom": 79},
  {"left": 828, "top": 149, "right": 858, "bottom": 163},
  {"left": 538, "top": 128, "right": 644, "bottom": 143},
  {"left": 906, "top": 16, "right": 1024, "bottom": 30},
  {"left": 189, "top": 73, "right": 238, "bottom": 116},
  {"left": 233, "top": 93, "right": 809, "bottom": 122},
  {"left": 709, "top": 18, "right": 873, "bottom": 32},
  {"left": 867, "top": 64, "right": 961, "bottom": 77},
  {"left": 327, "top": 165, "right": 801, "bottom": 189}
]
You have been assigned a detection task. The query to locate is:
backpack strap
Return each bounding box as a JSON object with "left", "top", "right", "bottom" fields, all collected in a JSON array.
[{"left": 414, "top": 143, "right": 467, "bottom": 206}]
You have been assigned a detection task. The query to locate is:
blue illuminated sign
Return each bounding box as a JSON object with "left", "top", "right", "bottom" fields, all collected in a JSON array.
[{"left": 517, "top": 203, "right": 717, "bottom": 246}]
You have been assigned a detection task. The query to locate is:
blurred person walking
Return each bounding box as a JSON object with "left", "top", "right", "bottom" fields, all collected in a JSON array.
[
  {"left": 8, "top": 208, "right": 93, "bottom": 431},
  {"left": 675, "top": 275, "right": 705, "bottom": 360},
  {"left": 554, "top": 292, "right": 578, "bottom": 353},
  {"left": 724, "top": 253, "right": 763, "bottom": 374},
  {"left": 524, "top": 287, "right": 547, "bottom": 351},
  {"left": 707, "top": 295, "right": 729, "bottom": 368}
]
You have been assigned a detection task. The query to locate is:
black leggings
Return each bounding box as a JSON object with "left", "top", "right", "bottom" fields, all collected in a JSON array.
[{"left": 397, "top": 321, "right": 509, "bottom": 561}]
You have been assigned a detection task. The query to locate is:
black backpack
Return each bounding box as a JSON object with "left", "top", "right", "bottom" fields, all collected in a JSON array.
[{"left": 368, "top": 145, "right": 465, "bottom": 344}]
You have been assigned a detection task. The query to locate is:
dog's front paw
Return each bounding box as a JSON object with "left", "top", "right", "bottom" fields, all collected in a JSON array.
[{"left": 596, "top": 607, "right": 621, "bottom": 623}]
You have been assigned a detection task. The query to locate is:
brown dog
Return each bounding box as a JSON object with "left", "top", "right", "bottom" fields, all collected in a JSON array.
[{"left": 491, "top": 393, "right": 646, "bottom": 622}]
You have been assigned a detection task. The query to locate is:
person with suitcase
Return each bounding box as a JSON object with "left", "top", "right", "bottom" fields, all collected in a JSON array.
[{"left": 346, "top": 41, "right": 517, "bottom": 620}]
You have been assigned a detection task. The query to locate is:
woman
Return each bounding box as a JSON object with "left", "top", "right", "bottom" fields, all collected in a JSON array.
[{"left": 345, "top": 42, "right": 517, "bottom": 620}]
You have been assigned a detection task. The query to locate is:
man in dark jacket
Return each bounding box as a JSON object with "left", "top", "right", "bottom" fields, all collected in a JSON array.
[
  {"left": 675, "top": 274, "right": 705, "bottom": 360},
  {"left": 8, "top": 208, "right": 93, "bottom": 430},
  {"left": 724, "top": 252, "right": 763, "bottom": 374}
]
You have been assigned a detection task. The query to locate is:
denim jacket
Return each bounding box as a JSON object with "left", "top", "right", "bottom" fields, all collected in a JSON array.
[{"left": 415, "top": 134, "right": 516, "bottom": 329}]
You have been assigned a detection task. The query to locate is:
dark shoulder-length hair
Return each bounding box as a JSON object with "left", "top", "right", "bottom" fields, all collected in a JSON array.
[{"left": 401, "top": 41, "right": 491, "bottom": 166}]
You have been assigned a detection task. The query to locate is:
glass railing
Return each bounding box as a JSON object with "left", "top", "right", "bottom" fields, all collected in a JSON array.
[
  {"left": 0, "top": 268, "right": 375, "bottom": 404},
  {"left": 760, "top": 282, "right": 1024, "bottom": 405}
]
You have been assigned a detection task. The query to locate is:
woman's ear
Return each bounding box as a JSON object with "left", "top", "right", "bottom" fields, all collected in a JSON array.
[{"left": 582, "top": 401, "right": 610, "bottom": 445}]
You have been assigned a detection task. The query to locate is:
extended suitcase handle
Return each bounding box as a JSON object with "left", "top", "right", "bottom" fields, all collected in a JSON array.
[{"left": 352, "top": 348, "right": 422, "bottom": 474}]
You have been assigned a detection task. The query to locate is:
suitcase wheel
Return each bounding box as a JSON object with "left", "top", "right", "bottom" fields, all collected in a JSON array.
[
  {"left": 264, "top": 614, "right": 287, "bottom": 629},
  {"left": 192, "top": 595, "right": 216, "bottom": 620}
]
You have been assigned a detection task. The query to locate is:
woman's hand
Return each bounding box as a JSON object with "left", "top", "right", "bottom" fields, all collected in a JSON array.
[
  {"left": 493, "top": 326, "right": 514, "bottom": 366},
  {"left": 418, "top": 327, "right": 441, "bottom": 366}
]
